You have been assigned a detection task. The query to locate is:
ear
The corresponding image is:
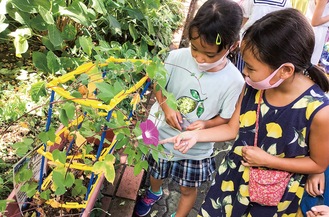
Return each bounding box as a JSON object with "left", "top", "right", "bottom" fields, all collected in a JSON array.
[{"left": 280, "top": 63, "right": 295, "bottom": 79}]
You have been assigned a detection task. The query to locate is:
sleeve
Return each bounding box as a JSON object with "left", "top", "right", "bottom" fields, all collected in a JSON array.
[{"left": 241, "top": 0, "right": 253, "bottom": 18}]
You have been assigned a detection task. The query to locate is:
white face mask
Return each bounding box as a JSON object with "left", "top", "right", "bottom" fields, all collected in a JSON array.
[{"left": 194, "top": 49, "right": 229, "bottom": 72}]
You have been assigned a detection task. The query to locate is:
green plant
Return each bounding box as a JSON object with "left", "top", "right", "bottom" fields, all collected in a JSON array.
[
  {"left": 2, "top": 0, "right": 183, "bottom": 75},
  {"left": 4, "top": 56, "right": 177, "bottom": 216},
  {"left": 0, "top": 0, "right": 184, "bottom": 215}
]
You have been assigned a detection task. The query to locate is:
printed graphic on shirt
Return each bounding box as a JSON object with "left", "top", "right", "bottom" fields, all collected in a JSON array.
[
  {"left": 254, "top": 0, "right": 287, "bottom": 7},
  {"left": 177, "top": 89, "right": 208, "bottom": 118}
]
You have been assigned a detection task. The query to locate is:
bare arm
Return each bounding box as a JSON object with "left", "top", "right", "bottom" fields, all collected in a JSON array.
[
  {"left": 241, "top": 105, "right": 329, "bottom": 174},
  {"left": 311, "top": 0, "right": 329, "bottom": 26},
  {"left": 154, "top": 84, "right": 183, "bottom": 131},
  {"left": 159, "top": 89, "right": 243, "bottom": 153},
  {"left": 185, "top": 115, "right": 230, "bottom": 131}
]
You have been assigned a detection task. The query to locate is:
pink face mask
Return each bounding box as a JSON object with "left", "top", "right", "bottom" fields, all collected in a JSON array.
[
  {"left": 194, "top": 49, "right": 230, "bottom": 72},
  {"left": 245, "top": 65, "right": 284, "bottom": 90}
]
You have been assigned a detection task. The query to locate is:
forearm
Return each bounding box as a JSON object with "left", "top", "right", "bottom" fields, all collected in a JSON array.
[
  {"left": 311, "top": 15, "right": 329, "bottom": 26},
  {"left": 194, "top": 123, "right": 237, "bottom": 143},
  {"left": 265, "top": 155, "right": 327, "bottom": 174},
  {"left": 204, "top": 115, "right": 229, "bottom": 128}
]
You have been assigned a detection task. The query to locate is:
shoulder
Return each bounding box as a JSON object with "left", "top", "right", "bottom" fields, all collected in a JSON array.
[{"left": 166, "top": 48, "right": 191, "bottom": 60}]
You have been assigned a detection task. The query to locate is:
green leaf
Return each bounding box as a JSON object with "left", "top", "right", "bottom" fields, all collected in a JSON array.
[
  {"left": 12, "top": 138, "right": 34, "bottom": 157},
  {"left": 48, "top": 24, "right": 63, "bottom": 47},
  {"left": 163, "top": 92, "right": 177, "bottom": 110},
  {"left": 62, "top": 24, "right": 77, "bottom": 41},
  {"left": 146, "top": 16, "right": 155, "bottom": 36},
  {"left": 54, "top": 186, "right": 66, "bottom": 195},
  {"left": 63, "top": 102, "right": 76, "bottom": 120},
  {"left": 92, "top": 155, "right": 115, "bottom": 183},
  {"left": 11, "top": 0, "right": 37, "bottom": 13},
  {"left": 59, "top": 5, "right": 89, "bottom": 26},
  {"left": 128, "top": 24, "right": 138, "bottom": 41},
  {"left": 142, "top": 34, "right": 155, "bottom": 46},
  {"left": 31, "top": 15, "right": 48, "bottom": 31},
  {"left": 91, "top": 0, "right": 106, "bottom": 14},
  {"left": 78, "top": 36, "right": 93, "bottom": 56},
  {"left": 151, "top": 149, "right": 159, "bottom": 162},
  {"left": 47, "top": 51, "right": 61, "bottom": 74},
  {"left": 72, "top": 179, "right": 87, "bottom": 197},
  {"left": 38, "top": 5, "right": 54, "bottom": 24},
  {"left": 52, "top": 149, "right": 67, "bottom": 164},
  {"left": 32, "top": 52, "right": 49, "bottom": 73},
  {"left": 59, "top": 109, "right": 69, "bottom": 127},
  {"left": 38, "top": 132, "right": 49, "bottom": 144},
  {"left": 134, "top": 160, "right": 148, "bottom": 176},
  {"left": 106, "top": 15, "right": 121, "bottom": 34},
  {"left": 21, "top": 182, "right": 38, "bottom": 197},
  {"left": 30, "top": 81, "right": 47, "bottom": 102},
  {"left": 40, "top": 189, "right": 51, "bottom": 200},
  {"left": 14, "top": 165, "right": 33, "bottom": 182}
]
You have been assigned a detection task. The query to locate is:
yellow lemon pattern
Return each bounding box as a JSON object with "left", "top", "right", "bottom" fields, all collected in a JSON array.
[
  {"left": 306, "top": 100, "right": 323, "bottom": 120},
  {"left": 266, "top": 122, "right": 282, "bottom": 138},
  {"left": 240, "top": 111, "right": 256, "bottom": 128},
  {"left": 198, "top": 87, "right": 329, "bottom": 217}
]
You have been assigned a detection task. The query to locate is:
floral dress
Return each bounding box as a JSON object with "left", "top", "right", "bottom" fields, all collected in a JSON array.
[{"left": 198, "top": 84, "right": 329, "bottom": 217}]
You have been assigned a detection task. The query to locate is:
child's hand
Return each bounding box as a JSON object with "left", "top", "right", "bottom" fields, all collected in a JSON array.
[
  {"left": 241, "top": 146, "right": 272, "bottom": 167},
  {"left": 186, "top": 120, "right": 206, "bottom": 131},
  {"left": 305, "top": 173, "right": 325, "bottom": 197},
  {"left": 163, "top": 107, "right": 183, "bottom": 131},
  {"left": 306, "top": 205, "right": 329, "bottom": 217},
  {"left": 159, "top": 131, "right": 198, "bottom": 154}
]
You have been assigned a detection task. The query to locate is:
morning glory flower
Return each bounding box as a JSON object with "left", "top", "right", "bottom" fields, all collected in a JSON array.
[{"left": 140, "top": 119, "right": 159, "bottom": 146}]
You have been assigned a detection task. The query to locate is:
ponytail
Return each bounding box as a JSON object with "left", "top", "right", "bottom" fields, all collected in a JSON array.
[{"left": 306, "top": 65, "right": 329, "bottom": 92}]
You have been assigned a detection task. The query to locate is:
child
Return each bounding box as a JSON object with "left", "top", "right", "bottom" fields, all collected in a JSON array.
[
  {"left": 306, "top": 0, "right": 329, "bottom": 65},
  {"left": 161, "top": 8, "right": 329, "bottom": 216},
  {"left": 307, "top": 205, "right": 329, "bottom": 216},
  {"left": 134, "top": 0, "right": 245, "bottom": 216},
  {"left": 235, "top": 0, "right": 291, "bottom": 72},
  {"left": 301, "top": 167, "right": 329, "bottom": 216}
]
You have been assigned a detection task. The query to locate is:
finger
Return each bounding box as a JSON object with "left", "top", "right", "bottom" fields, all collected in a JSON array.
[
  {"left": 241, "top": 160, "right": 250, "bottom": 167},
  {"left": 159, "top": 137, "right": 174, "bottom": 144},
  {"left": 179, "top": 141, "right": 190, "bottom": 154},
  {"left": 173, "top": 119, "right": 182, "bottom": 131}
]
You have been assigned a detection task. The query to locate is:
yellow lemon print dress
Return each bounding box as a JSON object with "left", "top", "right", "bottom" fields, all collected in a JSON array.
[{"left": 199, "top": 85, "right": 329, "bottom": 217}]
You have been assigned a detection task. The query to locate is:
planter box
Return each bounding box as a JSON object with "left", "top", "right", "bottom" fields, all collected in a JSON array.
[{"left": 2, "top": 126, "right": 115, "bottom": 217}]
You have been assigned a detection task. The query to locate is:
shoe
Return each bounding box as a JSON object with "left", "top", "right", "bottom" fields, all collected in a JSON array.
[
  {"left": 170, "top": 212, "right": 176, "bottom": 217},
  {"left": 134, "top": 187, "right": 163, "bottom": 216}
]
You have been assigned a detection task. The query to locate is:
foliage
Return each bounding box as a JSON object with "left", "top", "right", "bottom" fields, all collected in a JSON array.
[
  {"left": 0, "top": 0, "right": 184, "bottom": 215},
  {"left": 1, "top": 0, "right": 183, "bottom": 74}
]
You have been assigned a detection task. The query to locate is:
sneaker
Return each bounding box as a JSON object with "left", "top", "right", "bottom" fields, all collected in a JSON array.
[
  {"left": 170, "top": 212, "right": 176, "bottom": 217},
  {"left": 134, "top": 188, "right": 163, "bottom": 216}
]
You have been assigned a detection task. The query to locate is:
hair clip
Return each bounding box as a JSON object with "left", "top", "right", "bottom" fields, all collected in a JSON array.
[{"left": 216, "top": 33, "right": 222, "bottom": 45}]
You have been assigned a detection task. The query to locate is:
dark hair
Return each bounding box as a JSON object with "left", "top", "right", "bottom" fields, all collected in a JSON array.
[
  {"left": 188, "top": 0, "right": 243, "bottom": 53},
  {"left": 242, "top": 8, "right": 329, "bottom": 92}
]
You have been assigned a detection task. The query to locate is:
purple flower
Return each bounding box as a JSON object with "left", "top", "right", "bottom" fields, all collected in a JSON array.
[{"left": 140, "top": 119, "right": 159, "bottom": 146}]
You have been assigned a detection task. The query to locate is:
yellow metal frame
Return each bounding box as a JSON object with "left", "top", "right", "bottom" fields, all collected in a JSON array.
[
  {"left": 46, "top": 57, "right": 150, "bottom": 111},
  {"left": 37, "top": 57, "right": 151, "bottom": 209}
]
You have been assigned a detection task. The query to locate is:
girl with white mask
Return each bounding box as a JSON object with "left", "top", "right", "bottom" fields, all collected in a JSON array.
[{"left": 134, "top": 0, "right": 245, "bottom": 216}]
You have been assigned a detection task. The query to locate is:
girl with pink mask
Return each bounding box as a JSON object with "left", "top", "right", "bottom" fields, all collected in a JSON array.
[
  {"left": 134, "top": 0, "right": 245, "bottom": 216},
  {"left": 160, "top": 8, "right": 329, "bottom": 216}
]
